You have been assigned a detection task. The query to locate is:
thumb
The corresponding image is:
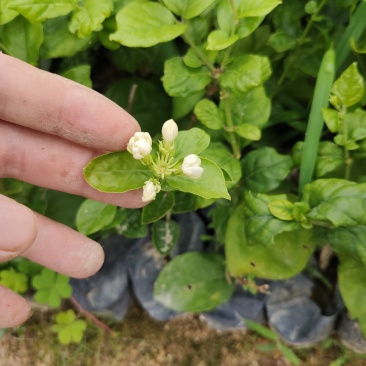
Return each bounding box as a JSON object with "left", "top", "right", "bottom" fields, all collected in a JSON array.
[{"left": 0, "top": 194, "right": 38, "bottom": 262}]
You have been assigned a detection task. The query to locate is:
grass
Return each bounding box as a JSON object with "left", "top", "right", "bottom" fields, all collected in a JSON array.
[{"left": 1, "top": 303, "right": 366, "bottom": 366}]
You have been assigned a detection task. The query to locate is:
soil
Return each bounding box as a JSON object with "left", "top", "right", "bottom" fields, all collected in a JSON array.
[{"left": 1, "top": 304, "right": 366, "bottom": 366}]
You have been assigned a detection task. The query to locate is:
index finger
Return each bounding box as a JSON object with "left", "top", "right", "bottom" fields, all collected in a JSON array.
[{"left": 0, "top": 53, "right": 140, "bottom": 151}]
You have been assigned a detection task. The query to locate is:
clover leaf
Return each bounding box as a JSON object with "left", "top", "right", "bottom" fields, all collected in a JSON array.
[
  {"left": 0, "top": 267, "right": 28, "bottom": 293},
  {"left": 52, "top": 310, "right": 87, "bottom": 345},
  {"left": 32, "top": 268, "right": 72, "bottom": 308}
]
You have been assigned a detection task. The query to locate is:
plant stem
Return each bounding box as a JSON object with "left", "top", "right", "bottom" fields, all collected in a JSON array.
[
  {"left": 69, "top": 296, "right": 115, "bottom": 335},
  {"left": 223, "top": 100, "right": 241, "bottom": 159},
  {"left": 182, "top": 33, "right": 216, "bottom": 73},
  {"left": 277, "top": 0, "right": 328, "bottom": 87},
  {"left": 340, "top": 106, "right": 352, "bottom": 180}
]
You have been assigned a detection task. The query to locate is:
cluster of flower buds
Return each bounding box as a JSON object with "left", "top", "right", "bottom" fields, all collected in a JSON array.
[{"left": 127, "top": 119, "right": 204, "bottom": 202}]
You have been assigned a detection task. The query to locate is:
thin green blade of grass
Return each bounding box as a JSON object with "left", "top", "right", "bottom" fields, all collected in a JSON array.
[
  {"left": 243, "top": 319, "right": 278, "bottom": 341},
  {"left": 298, "top": 46, "right": 335, "bottom": 193},
  {"left": 335, "top": 1, "right": 366, "bottom": 71}
]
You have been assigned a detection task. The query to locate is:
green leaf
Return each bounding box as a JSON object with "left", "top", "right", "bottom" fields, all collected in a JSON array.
[
  {"left": 241, "top": 147, "right": 293, "bottom": 193},
  {"left": 0, "top": 0, "right": 18, "bottom": 25},
  {"left": 244, "top": 319, "right": 278, "bottom": 340},
  {"left": 172, "top": 191, "right": 214, "bottom": 214},
  {"left": 267, "top": 31, "right": 296, "bottom": 53},
  {"left": 98, "top": 16, "right": 120, "bottom": 51},
  {"left": 206, "top": 30, "right": 238, "bottom": 51},
  {"left": 154, "top": 252, "right": 235, "bottom": 312},
  {"left": 194, "top": 99, "right": 224, "bottom": 130},
  {"left": 243, "top": 191, "right": 299, "bottom": 245},
  {"left": 225, "top": 204, "right": 314, "bottom": 279},
  {"left": 52, "top": 310, "right": 87, "bottom": 345},
  {"left": 338, "top": 257, "right": 366, "bottom": 338},
  {"left": 76, "top": 199, "right": 117, "bottom": 235},
  {"left": 322, "top": 108, "right": 340, "bottom": 133},
  {"left": 173, "top": 128, "right": 210, "bottom": 160},
  {"left": 236, "top": 0, "right": 282, "bottom": 18},
  {"left": 9, "top": 0, "right": 77, "bottom": 23},
  {"left": 216, "top": 0, "right": 236, "bottom": 34},
  {"left": 152, "top": 219, "right": 180, "bottom": 255},
  {"left": 44, "top": 190, "right": 85, "bottom": 229},
  {"left": 217, "top": 0, "right": 264, "bottom": 38},
  {"left": 331, "top": 63, "right": 365, "bottom": 107},
  {"left": 173, "top": 91, "right": 205, "bottom": 120},
  {"left": 116, "top": 209, "right": 148, "bottom": 238},
  {"left": 166, "top": 158, "right": 231, "bottom": 200},
  {"left": 200, "top": 142, "right": 242, "bottom": 186},
  {"left": 105, "top": 79, "right": 172, "bottom": 135},
  {"left": 1, "top": 15, "right": 43, "bottom": 65},
  {"left": 183, "top": 48, "right": 203, "bottom": 68},
  {"left": 0, "top": 267, "right": 28, "bottom": 293},
  {"left": 315, "top": 142, "right": 345, "bottom": 178},
  {"left": 0, "top": 178, "right": 22, "bottom": 195},
  {"left": 61, "top": 65, "right": 92, "bottom": 88},
  {"left": 17, "top": 260, "right": 43, "bottom": 277},
  {"left": 327, "top": 226, "right": 366, "bottom": 266},
  {"left": 306, "top": 180, "right": 366, "bottom": 227},
  {"left": 162, "top": 57, "right": 211, "bottom": 97},
  {"left": 334, "top": 109, "right": 366, "bottom": 150},
  {"left": 162, "top": 0, "right": 215, "bottom": 19},
  {"left": 184, "top": 16, "right": 210, "bottom": 44},
  {"left": 83, "top": 151, "right": 153, "bottom": 193},
  {"left": 235, "top": 123, "right": 261, "bottom": 141},
  {"left": 41, "top": 16, "right": 93, "bottom": 59},
  {"left": 32, "top": 269, "right": 72, "bottom": 308},
  {"left": 237, "top": 16, "right": 264, "bottom": 39},
  {"left": 69, "top": 0, "right": 113, "bottom": 38},
  {"left": 268, "top": 200, "right": 294, "bottom": 221},
  {"left": 223, "top": 87, "right": 271, "bottom": 129},
  {"left": 220, "top": 55, "right": 271, "bottom": 94},
  {"left": 142, "top": 191, "right": 175, "bottom": 224},
  {"left": 110, "top": 2, "right": 186, "bottom": 47}
]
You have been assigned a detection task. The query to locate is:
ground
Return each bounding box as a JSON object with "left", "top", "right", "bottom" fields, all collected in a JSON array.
[{"left": 1, "top": 303, "right": 366, "bottom": 366}]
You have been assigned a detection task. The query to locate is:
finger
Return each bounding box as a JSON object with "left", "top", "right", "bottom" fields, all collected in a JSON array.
[
  {"left": 0, "top": 285, "right": 31, "bottom": 328},
  {"left": 22, "top": 213, "right": 104, "bottom": 279},
  {"left": 0, "top": 53, "right": 139, "bottom": 151},
  {"left": 0, "top": 120, "right": 145, "bottom": 208},
  {"left": 0, "top": 195, "right": 38, "bottom": 262}
]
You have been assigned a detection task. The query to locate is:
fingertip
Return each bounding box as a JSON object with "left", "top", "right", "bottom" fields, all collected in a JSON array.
[
  {"left": 0, "top": 195, "right": 38, "bottom": 259},
  {"left": 71, "top": 239, "right": 105, "bottom": 279},
  {"left": 0, "top": 286, "right": 31, "bottom": 328},
  {"left": 111, "top": 189, "right": 149, "bottom": 209}
]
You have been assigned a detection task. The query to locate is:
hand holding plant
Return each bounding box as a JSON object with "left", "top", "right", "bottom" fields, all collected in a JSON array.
[{"left": 0, "top": 53, "right": 145, "bottom": 327}]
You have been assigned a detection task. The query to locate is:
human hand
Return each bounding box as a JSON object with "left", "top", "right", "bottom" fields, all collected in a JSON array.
[{"left": 0, "top": 53, "right": 144, "bottom": 327}]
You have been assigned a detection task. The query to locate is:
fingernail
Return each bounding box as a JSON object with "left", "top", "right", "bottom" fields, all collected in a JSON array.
[{"left": 0, "top": 199, "right": 37, "bottom": 256}]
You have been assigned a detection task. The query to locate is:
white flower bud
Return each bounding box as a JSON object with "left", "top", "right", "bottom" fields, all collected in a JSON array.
[
  {"left": 162, "top": 119, "right": 178, "bottom": 143},
  {"left": 182, "top": 154, "right": 204, "bottom": 179},
  {"left": 142, "top": 180, "right": 161, "bottom": 202},
  {"left": 127, "top": 132, "right": 152, "bottom": 160}
]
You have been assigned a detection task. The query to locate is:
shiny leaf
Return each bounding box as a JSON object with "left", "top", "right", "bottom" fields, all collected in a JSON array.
[
  {"left": 154, "top": 252, "right": 235, "bottom": 312},
  {"left": 110, "top": 2, "right": 186, "bottom": 47}
]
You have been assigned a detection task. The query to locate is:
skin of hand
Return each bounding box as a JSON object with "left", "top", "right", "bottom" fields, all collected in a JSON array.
[{"left": 0, "top": 53, "right": 146, "bottom": 327}]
